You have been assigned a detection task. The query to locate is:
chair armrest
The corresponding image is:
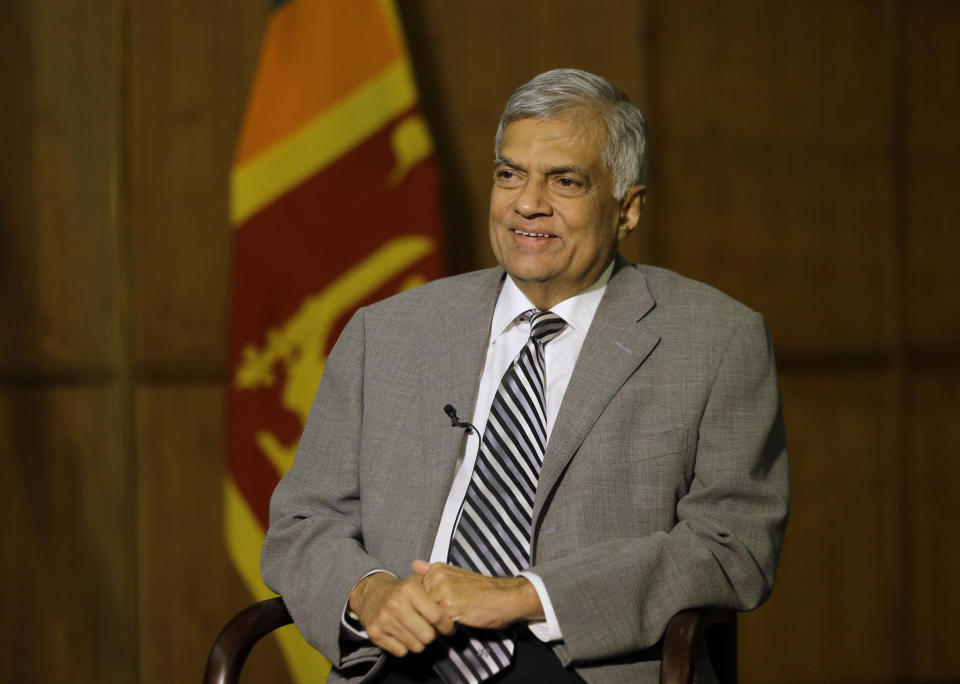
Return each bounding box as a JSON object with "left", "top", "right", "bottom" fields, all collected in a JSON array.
[
  {"left": 659, "top": 608, "right": 737, "bottom": 684},
  {"left": 204, "top": 597, "right": 293, "bottom": 684},
  {"left": 204, "top": 600, "right": 735, "bottom": 684}
]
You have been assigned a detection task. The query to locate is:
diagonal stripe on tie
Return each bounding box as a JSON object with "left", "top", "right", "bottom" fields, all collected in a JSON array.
[
  {"left": 434, "top": 310, "right": 567, "bottom": 683},
  {"left": 483, "top": 412, "right": 539, "bottom": 488},
  {"left": 470, "top": 458, "right": 532, "bottom": 538},
  {"left": 464, "top": 477, "right": 529, "bottom": 554},
  {"left": 477, "top": 431, "right": 537, "bottom": 508},
  {"left": 490, "top": 392, "right": 544, "bottom": 465}
]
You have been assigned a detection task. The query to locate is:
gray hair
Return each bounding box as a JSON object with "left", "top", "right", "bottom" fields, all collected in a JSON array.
[{"left": 494, "top": 68, "right": 649, "bottom": 199}]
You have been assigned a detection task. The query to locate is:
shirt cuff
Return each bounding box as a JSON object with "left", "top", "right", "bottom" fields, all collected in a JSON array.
[
  {"left": 518, "top": 570, "right": 562, "bottom": 642},
  {"left": 340, "top": 569, "right": 397, "bottom": 641}
]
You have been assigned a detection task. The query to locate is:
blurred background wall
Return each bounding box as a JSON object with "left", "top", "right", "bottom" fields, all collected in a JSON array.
[{"left": 1, "top": 1, "right": 958, "bottom": 682}]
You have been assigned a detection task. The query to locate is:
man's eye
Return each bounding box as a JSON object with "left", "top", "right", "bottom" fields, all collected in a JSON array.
[
  {"left": 495, "top": 169, "right": 522, "bottom": 186},
  {"left": 554, "top": 177, "right": 584, "bottom": 193}
]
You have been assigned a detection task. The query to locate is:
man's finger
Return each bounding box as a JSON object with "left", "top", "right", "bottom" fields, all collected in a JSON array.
[
  {"left": 398, "top": 611, "right": 438, "bottom": 649},
  {"left": 391, "top": 584, "right": 449, "bottom": 644},
  {"left": 433, "top": 611, "right": 456, "bottom": 635},
  {"left": 368, "top": 610, "right": 434, "bottom": 655},
  {"left": 411, "top": 559, "right": 431, "bottom": 576},
  {"left": 409, "top": 587, "right": 456, "bottom": 635},
  {"left": 367, "top": 630, "right": 410, "bottom": 658}
]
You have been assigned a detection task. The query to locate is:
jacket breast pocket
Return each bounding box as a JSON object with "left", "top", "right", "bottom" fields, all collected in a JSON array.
[
  {"left": 558, "top": 426, "right": 692, "bottom": 535},
  {"left": 599, "top": 425, "right": 691, "bottom": 464}
]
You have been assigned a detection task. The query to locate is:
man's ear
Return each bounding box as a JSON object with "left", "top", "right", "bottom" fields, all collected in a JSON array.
[{"left": 617, "top": 185, "right": 647, "bottom": 240}]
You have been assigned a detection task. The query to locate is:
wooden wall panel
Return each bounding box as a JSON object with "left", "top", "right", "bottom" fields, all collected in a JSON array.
[
  {"left": 129, "top": 0, "right": 269, "bottom": 372},
  {"left": 0, "top": 388, "right": 135, "bottom": 683},
  {"left": 128, "top": 1, "right": 277, "bottom": 680},
  {"left": 738, "top": 371, "right": 902, "bottom": 682},
  {"left": 904, "top": 2, "right": 960, "bottom": 353},
  {"left": 906, "top": 372, "right": 960, "bottom": 679},
  {"left": 0, "top": 1, "right": 35, "bottom": 370},
  {"left": 0, "top": 1, "right": 133, "bottom": 682},
  {"left": 0, "top": 0, "right": 123, "bottom": 375},
  {"left": 136, "top": 385, "right": 290, "bottom": 684},
  {"left": 653, "top": 1, "right": 897, "bottom": 355},
  {"left": 400, "top": 1, "right": 651, "bottom": 273}
]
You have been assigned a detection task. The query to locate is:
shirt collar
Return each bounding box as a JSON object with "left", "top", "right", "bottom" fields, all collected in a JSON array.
[{"left": 490, "top": 260, "right": 615, "bottom": 341}]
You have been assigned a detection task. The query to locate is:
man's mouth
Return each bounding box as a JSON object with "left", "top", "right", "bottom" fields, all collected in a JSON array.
[{"left": 511, "top": 228, "right": 557, "bottom": 239}]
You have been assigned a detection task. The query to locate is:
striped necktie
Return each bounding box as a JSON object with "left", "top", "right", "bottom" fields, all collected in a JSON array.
[{"left": 434, "top": 310, "right": 567, "bottom": 684}]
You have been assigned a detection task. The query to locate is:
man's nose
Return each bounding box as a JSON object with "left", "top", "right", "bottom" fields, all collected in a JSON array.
[{"left": 514, "top": 180, "right": 550, "bottom": 217}]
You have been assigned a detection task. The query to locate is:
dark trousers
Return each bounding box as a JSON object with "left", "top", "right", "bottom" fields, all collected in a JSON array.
[{"left": 377, "top": 632, "right": 584, "bottom": 683}]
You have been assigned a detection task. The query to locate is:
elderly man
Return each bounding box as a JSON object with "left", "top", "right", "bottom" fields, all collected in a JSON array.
[{"left": 261, "top": 68, "right": 789, "bottom": 683}]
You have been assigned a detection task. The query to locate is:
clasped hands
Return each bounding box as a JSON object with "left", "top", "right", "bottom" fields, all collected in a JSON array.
[{"left": 348, "top": 560, "right": 544, "bottom": 657}]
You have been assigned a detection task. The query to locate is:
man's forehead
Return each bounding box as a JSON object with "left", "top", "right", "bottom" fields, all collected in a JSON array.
[
  {"left": 503, "top": 105, "right": 606, "bottom": 138},
  {"left": 499, "top": 115, "right": 607, "bottom": 170}
]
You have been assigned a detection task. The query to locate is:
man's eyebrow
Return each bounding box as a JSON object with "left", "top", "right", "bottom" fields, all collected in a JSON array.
[
  {"left": 546, "top": 164, "right": 590, "bottom": 179},
  {"left": 494, "top": 156, "right": 521, "bottom": 169},
  {"left": 494, "top": 157, "right": 590, "bottom": 179}
]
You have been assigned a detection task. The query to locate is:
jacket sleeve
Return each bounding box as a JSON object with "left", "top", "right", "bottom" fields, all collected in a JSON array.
[
  {"left": 532, "top": 311, "right": 789, "bottom": 666},
  {"left": 259, "top": 308, "right": 386, "bottom": 670}
]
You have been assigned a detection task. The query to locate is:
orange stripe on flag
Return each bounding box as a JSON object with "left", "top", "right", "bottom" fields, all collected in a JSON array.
[{"left": 236, "top": 0, "right": 405, "bottom": 164}]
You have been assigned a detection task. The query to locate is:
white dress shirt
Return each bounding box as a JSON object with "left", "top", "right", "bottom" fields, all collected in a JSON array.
[{"left": 428, "top": 261, "right": 613, "bottom": 642}]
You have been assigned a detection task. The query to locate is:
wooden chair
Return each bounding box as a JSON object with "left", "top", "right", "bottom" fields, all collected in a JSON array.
[{"left": 203, "top": 598, "right": 736, "bottom": 684}]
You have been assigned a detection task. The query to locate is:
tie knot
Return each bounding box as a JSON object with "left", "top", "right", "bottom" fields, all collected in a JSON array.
[{"left": 528, "top": 310, "right": 566, "bottom": 345}]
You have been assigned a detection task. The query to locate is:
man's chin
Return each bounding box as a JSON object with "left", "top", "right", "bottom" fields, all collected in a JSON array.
[
  {"left": 504, "top": 267, "right": 556, "bottom": 285},
  {"left": 500, "top": 251, "right": 562, "bottom": 278}
]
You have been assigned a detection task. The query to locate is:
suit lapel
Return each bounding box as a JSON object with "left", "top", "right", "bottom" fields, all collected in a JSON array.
[
  {"left": 417, "top": 268, "right": 505, "bottom": 549},
  {"left": 533, "top": 261, "right": 660, "bottom": 523}
]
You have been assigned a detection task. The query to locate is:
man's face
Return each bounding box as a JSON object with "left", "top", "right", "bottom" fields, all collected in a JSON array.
[{"left": 488, "top": 114, "right": 641, "bottom": 310}]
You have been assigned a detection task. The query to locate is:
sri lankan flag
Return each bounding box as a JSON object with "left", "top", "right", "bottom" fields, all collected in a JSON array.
[{"left": 225, "top": 1, "right": 445, "bottom": 681}]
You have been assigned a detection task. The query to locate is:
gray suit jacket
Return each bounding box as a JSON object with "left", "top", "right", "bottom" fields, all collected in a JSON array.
[{"left": 261, "top": 259, "right": 789, "bottom": 683}]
